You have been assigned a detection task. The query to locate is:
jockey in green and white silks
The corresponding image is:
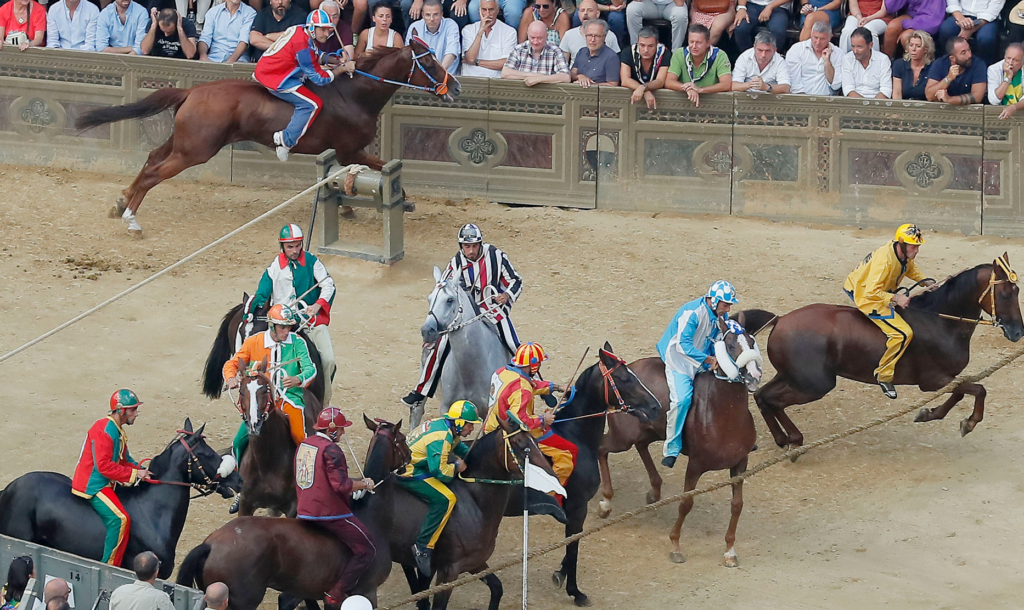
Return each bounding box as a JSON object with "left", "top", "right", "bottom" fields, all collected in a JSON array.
[
  {"left": 656, "top": 280, "right": 738, "bottom": 468},
  {"left": 247, "top": 223, "right": 337, "bottom": 407}
]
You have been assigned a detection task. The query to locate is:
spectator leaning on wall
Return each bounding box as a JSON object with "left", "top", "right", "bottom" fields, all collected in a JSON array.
[
  {"left": 665, "top": 23, "right": 731, "bottom": 106},
  {"left": 0, "top": 0, "right": 48, "bottom": 50},
  {"left": 142, "top": 7, "right": 198, "bottom": 57},
  {"left": 841, "top": 26, "right": 892, "bottom": 97},
  {"left": 250, "top": 0, "right": 308, "bottom": 60},
  {"left": 988, "top": 42, "right": 1023, "bottom": 108},
  {"left": 46, "top": 0, "right": 100, "bottom": 50},
  {"left": 892, "top": 28, "right": 934, "bottom": 98},
  {"left": 407, "top": 0, "right": 462, "bottom": 74},
  {"left": 924, "top": 35, "right": 986, "bottom": 103},
  {"left": 571, "top": 18, "right": 620, "bottom": 86},
  {"left": 501, "top": 19, "right": 570, "bottom": 84},
  {"left": 787, "top": 19, "right": 844, "bottom": 93},
  {"left": 731, "top": 29, "right": 791, "bottom": 93},
  {"left": 619, "top": 25, "right": 669, "bottom": 108},
  {"left": 199, "top": 0, "right": 257, "bottom": 62},
  {"left": 95, "top": 0, "right": 149, "bottom": 53}
]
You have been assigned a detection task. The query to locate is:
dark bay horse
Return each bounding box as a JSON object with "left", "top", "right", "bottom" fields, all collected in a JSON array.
[
  {"left": 176, "top": 416, "right": 408, "bottom": 610},
  {"left": 755, "top": 254, "right": 1023, "bottom": 450},
  {"left": 393, "top": 416, "right": 559, "bottom": 610},
  {"left": 0, "top": 420, "right": 239, "bottom": 578},
  {"left": 232, "top": 357, "right": 323, "bottom": 517},
  {"left": 527, "top": 343, "right": 662, "bottom": 607},
  {"left": 75, "top": 40, "right": 460, "bottom": 237},
  {"left": 597, "top": 310, "right": 776, "bottom": 516}
]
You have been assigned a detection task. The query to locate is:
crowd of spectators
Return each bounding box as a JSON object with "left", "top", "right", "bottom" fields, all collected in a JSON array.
[{"left": 2, "top": 0, "right": 1024, "bottom": 114}]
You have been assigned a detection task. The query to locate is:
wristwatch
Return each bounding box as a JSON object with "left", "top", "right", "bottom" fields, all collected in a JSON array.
[{"left": 767, "top": 83, "right": 774, "bottom": 93}]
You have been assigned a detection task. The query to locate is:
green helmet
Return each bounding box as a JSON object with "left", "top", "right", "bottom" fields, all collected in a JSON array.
[
  {"left": 445, "top": 400, "right": 482, "bottom": 427},
  {"left": 109, "top": 389, "right": 142, "bottom": 411}
]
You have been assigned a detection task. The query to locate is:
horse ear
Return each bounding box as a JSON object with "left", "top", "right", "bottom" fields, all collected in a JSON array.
[
  {"left": 192, "top": 423, "right": 207, "bottom": 439},
  {"left": 259, "top": 356, "right": 268, "bottom": 373},
  {"left": 433, "top": 266, "right": 443, "bottom": 283},
  {"left": 395, "top": 419, "right": 403, "bottom": 435},
  {"left": 243, "top": 292, "right": 250, "bottom": 302},
  {"left": 733, "top": 310, "right": 746, "bottom": 328},
  {"left": 1003, "top": 251, "right": 1011, "bottom": 263},
  {"left": 603, "top": 341, "right": 614, "bottom": 353},
  {"left": 364, "top": 413, "right": 378, "bottom": 432},
  {"left": 183, "top": 418, "right": 193, "bottom": 433}
]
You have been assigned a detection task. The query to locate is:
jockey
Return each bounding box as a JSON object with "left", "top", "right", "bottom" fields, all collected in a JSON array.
[
  {"left": 295, "top": 408, "right": 376, "bottom": 610},
  {"left": 402, "top": 224, "right": 524, "bottom": 409},
  {"left": 71, "top": 390, "right": 151, "bottom": 566},
  {"left": 224, "top": 303, "right": 317, "bottom": 512},
  {"left": 657, "top": 280, "right": 738, "bottom": 469},
  {"left": 247, "top": 224, "right": 337, "bottom": 408},
  {"left": 396, "top": 400, "right": 481, "bottom": 576},
  {"left": 483, "top": 343, "right": 574, "bottom": 494},
  {"left": 253, "top": 10, "right": 355, "bottom": 162},
  {"left": 843, "top": 223, "right": 934, "bottom": 399}
]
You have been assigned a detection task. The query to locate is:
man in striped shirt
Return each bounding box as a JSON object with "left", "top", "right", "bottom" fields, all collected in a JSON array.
[{"left": 403, "top": 223, "right": 524, "bottom": 408}]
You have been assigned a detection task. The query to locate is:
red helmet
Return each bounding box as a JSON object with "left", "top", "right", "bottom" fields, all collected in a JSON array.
[
  {"left": 315, "top": 407, "right": 352, "bottom": 432},
  {"left": 109, "top": 389, "right": 142, "bottom": 411}
]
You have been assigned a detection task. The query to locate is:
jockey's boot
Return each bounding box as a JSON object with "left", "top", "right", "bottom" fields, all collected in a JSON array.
[
  {"left": 273, "top": 131, "right": 290, "bottom": 162},
  {"left": 402, "top": 391, "right": 425, "bottom": 408},
  {"left": 661, "top": 455, "right": 677, "bottom": 468},
  {"left": 228, "top": 493, "right": 242, "bottom": 514},
  {"left": 412, "top": 544, "right": 433, "bottom": 576},
  {"left": 877, "top": 379, "right": 898, "bottom": 399},
  {"left": 323, "top": 593, "right": 342, "bottom": 610}
]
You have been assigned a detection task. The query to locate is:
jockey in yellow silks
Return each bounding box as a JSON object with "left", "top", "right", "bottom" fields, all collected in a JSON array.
[{"left": 844, "top": 224, "right": 934, "bottom": 399}]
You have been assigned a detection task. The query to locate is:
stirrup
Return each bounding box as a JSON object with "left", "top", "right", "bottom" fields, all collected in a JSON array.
[
  {"left": 228, "top": 493, "right": 241, "bottom": 514},
  {"left": 412, "top": 544, "right": 432, "bottom": 575},
  {"left": 877, "top": 379, "right": 898, "bottom": 399}
]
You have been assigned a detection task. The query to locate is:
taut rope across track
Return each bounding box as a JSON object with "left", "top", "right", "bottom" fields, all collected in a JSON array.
[
  {"left": 0, "top": 165, "right": 368, "bottom": 366},
  {"left": 380, "top": 343, "right": 1024, "bottom": 609}
]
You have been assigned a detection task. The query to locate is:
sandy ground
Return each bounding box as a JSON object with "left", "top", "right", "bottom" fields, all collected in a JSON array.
[{"left": 2, "top": 163, "right": 1024, "bottom": 610}]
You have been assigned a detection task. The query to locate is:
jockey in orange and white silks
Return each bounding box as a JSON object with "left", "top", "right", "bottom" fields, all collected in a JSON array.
[{"left": 403, "top": 223, "right": 523, "bottom": 408}]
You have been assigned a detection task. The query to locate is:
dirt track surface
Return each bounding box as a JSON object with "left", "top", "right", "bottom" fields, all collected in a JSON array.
[{"left": 2, "top": 164, "right": 1024, "bottom": 610}]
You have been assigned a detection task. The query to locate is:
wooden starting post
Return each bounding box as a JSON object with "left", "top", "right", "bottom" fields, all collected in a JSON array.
[{"left": 315, "top": 150, "right": 405, "bottom": 265}]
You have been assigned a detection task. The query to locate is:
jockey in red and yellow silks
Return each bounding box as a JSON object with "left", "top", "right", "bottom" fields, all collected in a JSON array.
[
  {"left": 483, "top": 343, "right": 576, "bottom": 492},
  {"left": 72, "top": 390, "right": 149, "bottom": 566}
]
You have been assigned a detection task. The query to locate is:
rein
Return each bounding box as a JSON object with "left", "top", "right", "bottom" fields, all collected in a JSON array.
[
  {"left": 903, "top": 256, "right": 1018, "bottom": 327},
  {"left": 554, "top": 357, "right": 635, "bottom": 423},
  {"left": 459, "top": 427, "right": 526, "bottom": 485},
  {"left": 342, "top": 48, "right": 451, "bottom": 96},
  {"left": 141, "top": 433, "right": 222, "bottom": 498}
]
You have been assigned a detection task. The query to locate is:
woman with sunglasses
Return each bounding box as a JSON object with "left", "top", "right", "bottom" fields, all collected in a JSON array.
[{"left": 517, "top": 0, "right": 569, "bottom": 43}]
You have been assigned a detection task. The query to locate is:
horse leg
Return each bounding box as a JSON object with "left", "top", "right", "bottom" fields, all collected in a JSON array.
[
  {"left": 636, "top": 442, "right": 664, "bottom": 505},
  {"left": 429, "top": 565, "right": 458, "bottom": 610},
  {"left": 115, "top": 138, "right": 174, "bottom": 218},
  {"left": 753, "top": 379, "right": 792, "bottom": 448},
  {"left": 668, "top": 462, "right": 702, "bottom": 564},
  {"left": 553, "top": 499, "right": 590, "bottom": 607},
  {"left": 723, "top": 457, "right": 748, "bottom": 568},
  {"left": 754, "top": 373, "right": 832, "bottom": 455},
  {"left": 596, "top": 444, "right": 615, "bottom": 519},
  {"left": 957, "top": 382, "right": 986, "bottom": 436},
  {"left": 401, "top": 565, "right": 430, "bottom": 610},
  {"left": 479, "top": 572, "right": 502, "bottom": 610}
]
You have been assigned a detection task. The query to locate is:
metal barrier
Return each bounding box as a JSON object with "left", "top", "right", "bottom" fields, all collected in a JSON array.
[
  {"left": 316, "top": 152, "right": 405, "bottom": 265},
  {"left": 0, "top": 535, "right": 204, "bottom": 610}
]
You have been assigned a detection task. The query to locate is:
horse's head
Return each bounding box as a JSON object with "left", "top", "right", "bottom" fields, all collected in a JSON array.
[
  {"left": 167, "top": 418, "right": 241, "bottom": 499},
  {"left": 715, "top": 319, "right": 765, "bottom": 393},
  {"left": 237, "top": 356, "right": 276, "bottom": 437},
  {"left": 421, "top": 267, "right": 465, "bottom": 344},
  {"left": 406, "top": 36, "right": 461, "bottom": 102},
  {"left": 985, "top": 253, "right": 1023, "bottom": 342},
  {"left": 495, "top": 416, "right": 557, "bottom": 479},
  {"left": 363, "top": 414, "right": 411, "bottom": 479},
  {"left": 594, "top": 343, "right": 662, "bottom": 423}
]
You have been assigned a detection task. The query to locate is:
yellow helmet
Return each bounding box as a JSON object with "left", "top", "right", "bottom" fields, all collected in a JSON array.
[
  {"left": 445, "top": 400, "right": 481, "bottom": 430},
  {"left": 894, "top": 224, "right": 925, "bottom": 245}
]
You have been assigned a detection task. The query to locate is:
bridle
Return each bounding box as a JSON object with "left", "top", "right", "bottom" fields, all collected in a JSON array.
[
  {"left": 553, "top": 355, "right": 642, "bottom": 423},
  {"left": 345, "top": 44, "right": 452, "bottom": 96},
  {"left": 459, "top": 425, "right": 528, "bottom": 485},
  {"left": 366, "top": 420, "right": 410, "bottom": 488},
  {"left": 428, "top": 279, "right": 496, "bottom": 337},
  {"left": 903, "top": 255, "right": 1019, "bottom": 328},
  {"left": 143, "top": 431, "right": 224, "bottom": 498},
  {"left": 232, "top": 370, "right": 284, "bottom": 426}
]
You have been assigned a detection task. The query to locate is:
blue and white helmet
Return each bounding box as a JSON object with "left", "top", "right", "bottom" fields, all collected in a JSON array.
[
  {"left": 458, "top": 223, "right": 483, "bottom": 244},
  {"left": 706, "top": 280, "right": 738, "bottom": 309}
]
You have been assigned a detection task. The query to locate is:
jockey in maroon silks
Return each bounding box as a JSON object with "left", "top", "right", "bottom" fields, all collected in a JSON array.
[
  {"left": 294, "top": 407, "right": 376, "bottom": 609},
  {"left": 253, "top": 9, "right": 355, "bottom": 162}
]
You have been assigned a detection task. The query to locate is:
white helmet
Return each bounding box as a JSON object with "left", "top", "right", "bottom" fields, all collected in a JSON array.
[{"left": 458, "top": 223, "right": 483, "bottom": 244}]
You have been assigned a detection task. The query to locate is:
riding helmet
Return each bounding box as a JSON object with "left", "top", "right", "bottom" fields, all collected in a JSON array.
[
  {"left": 315, "top": 407, "right": 352, "bottom": 432},
  {"left": 512, "top": 342, "right": 548, "bottom": 369},
  {"left": 894, "top": 223, "right": 925, "bottom": 245},
  {"left": 305, "top": 9, "right": 335, "bottom": 35},
  {"left": 445, "top": 400, "right": 482, "bottom": 429},
  {"left": 279, "top": 224, "right": 305, "bottom": 243},
  {"left": 109, "top": 389, "right": 143, "bottom": 411},
  {"left": 267, "top": 304, "right": 298, "bottom": 326},
  {"left": 706, "top": 280, "right": 739, "bottom": 309},
  {"left": 458, "top": 224, "right": 483, "bottom": 245}
]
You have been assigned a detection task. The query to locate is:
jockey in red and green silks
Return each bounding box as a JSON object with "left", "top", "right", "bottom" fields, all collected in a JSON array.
[{"left": 71, "top": 390, "right": 151, "bottom": 566}]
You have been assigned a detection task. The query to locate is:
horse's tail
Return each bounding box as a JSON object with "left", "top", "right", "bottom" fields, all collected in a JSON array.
[
  {"left": 203, "top": 304, "right": 244, "bottom": 399},
  {"left": 76, "top": 88, "right": 191, "bottom": 130},
  {"left": 737, "top": 309, "right": 779, "bottom": 337},
  {"left": 176, "top": 543, "right": 211, "bottom": 589}
]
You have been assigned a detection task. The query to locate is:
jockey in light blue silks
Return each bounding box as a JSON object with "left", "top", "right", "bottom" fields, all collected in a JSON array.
[{"left": 656, "top": 280, "right": 738, "bottom": 468}]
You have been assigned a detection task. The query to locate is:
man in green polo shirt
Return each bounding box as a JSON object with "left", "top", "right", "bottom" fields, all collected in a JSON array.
[{"left": 666, "top": 23, "right": 732, "bottom": 106}]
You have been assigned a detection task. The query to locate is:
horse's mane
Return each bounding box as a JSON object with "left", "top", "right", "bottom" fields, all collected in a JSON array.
[
  {"left": 910, "top": 264, "right": 987, "bottom": 313},
  {"left": 355, "top": 46, "right": 404, "bottom": 72},
  {"left": 363, "top": 428, "right": 392, "bottom": 482},
  {"left": 553, "top": 363, "right": 599, "bottom": 423},
  {"left": 465, "top": 428, "right": 501, "bottom": 468}
]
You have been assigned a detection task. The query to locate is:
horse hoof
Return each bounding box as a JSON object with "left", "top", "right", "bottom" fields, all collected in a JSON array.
[
  {"left": 723, "top": 550, "right": 739, "bottom": 568},
  {"left": 914, "top": 408, "right": 932, "bottom": 423},
  {"left": 786, "top": 445, "right": 801, "bottom": 463},
  {"left": 597, "top": 500, "right": 611, "bottom": 519},
  {"left": 669, "top": 551, "right": 687, "bottom": 564},
  {"left": 573, "top": 594, "right": 591, "bottom": 607},
  {"left": 552, "top": 571, "right": 566, "bottom": 588},
  {"left": 403, "top": 200, "right": 415, "bottom": 213},
  {"left": 110, "top": 198, "right": 127, "bottom": 218},
  {"left": 645, "top": 489, "right": 660, "bottom": 505},
  {"left": 128, "top": 228, "right": 144, "bottom": 240},
  {"left": 960, "top": 419, "right": 976, "bottom": 437}
]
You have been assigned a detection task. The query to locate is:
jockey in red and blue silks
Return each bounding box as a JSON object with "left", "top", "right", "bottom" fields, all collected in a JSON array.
[{"left": 254, "top": 10, "right": 352, "bottom": 162}]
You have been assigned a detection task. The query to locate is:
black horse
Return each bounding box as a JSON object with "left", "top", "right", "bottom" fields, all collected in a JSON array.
[
  {"left": 202, "top": 295, "right": 326, "bottom": 404},
  {"left": 504, "top": 343, "right": 662, "bottom": 607},
  {"left": 0, "top": 419, "right": 239, "bottom": 578}
]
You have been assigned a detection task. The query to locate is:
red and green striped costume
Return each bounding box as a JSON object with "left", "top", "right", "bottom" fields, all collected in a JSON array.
[{"left": 72, "top": 416, "right": 140, "bottom": 566}]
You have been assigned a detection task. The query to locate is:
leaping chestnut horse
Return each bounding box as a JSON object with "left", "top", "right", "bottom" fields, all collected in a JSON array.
[
  {"left": 754, "top": 254, "right": 1023, "bottom": 451},
  {"left": 75, "top": 39, "right": 459, "bottom": 237}
]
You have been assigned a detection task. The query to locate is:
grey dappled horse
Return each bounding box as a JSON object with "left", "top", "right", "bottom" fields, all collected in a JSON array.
[{"left": 411, "top": 266, "right": 509, "bottom": 428}]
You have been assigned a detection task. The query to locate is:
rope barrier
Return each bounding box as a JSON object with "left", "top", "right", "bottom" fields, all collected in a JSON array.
[
  {"left": 380, "top": 342, "right": 1024, "bottom": 609},
  {"left": 0, "top": 165, "right": 368, "bottom": 366}
]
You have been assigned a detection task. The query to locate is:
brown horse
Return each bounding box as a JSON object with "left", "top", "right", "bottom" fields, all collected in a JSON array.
[
  {"left": 754, "top": 254, "right": 1023, "bottom": 451},
  {"left": 233, "top": 356, "right": 323, "bottom": 517},
  {"left": 176, "top": 416, "right": 409, "bottom": 610},
  {"left": 596, "top": 310, "right": 775, "bottom": 517},
  {"left": 75, "top": 39, "right": 459, "bottom": 237}
]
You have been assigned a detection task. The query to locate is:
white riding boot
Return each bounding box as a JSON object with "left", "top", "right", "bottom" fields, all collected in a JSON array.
[{"left": 273, "top": 131, "right": 290, "bottom": 162}]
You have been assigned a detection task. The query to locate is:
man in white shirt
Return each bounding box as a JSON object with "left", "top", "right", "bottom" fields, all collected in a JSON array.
[
  {"left": 462, "top": 0, "right": 517, "bottom": 77},
  {"left": 786, "top": 20, "right": 843, "bottom": 94},
  {"left": 408, "top": 0, "right": 461, "bottom": 74},
  {"left": 46, "top": 0, "right": 99, "bottom": 50},
  {"left": 841, "top": 26, "right": 891, "bottom": 98},
  {"left": 560, "top": 0, "right": 618, "bottom": 63},
  {"left": 937, "top": 0, "right": 1004, "bottom": 65},
  {"left": 731, "top": 30, "right": 791, "bottom": 93},
  {"left": 108, "top": 553, "right": 174, "bottom": 610},
  {"left": 198, "top": 0, "right": 256, "bottom": 63},
  {"left": 625, "top": 0, "right": 687, "bottom": 49},
  {"left": 989, "top": 43, "right": 1023, "bottom": 108}
]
